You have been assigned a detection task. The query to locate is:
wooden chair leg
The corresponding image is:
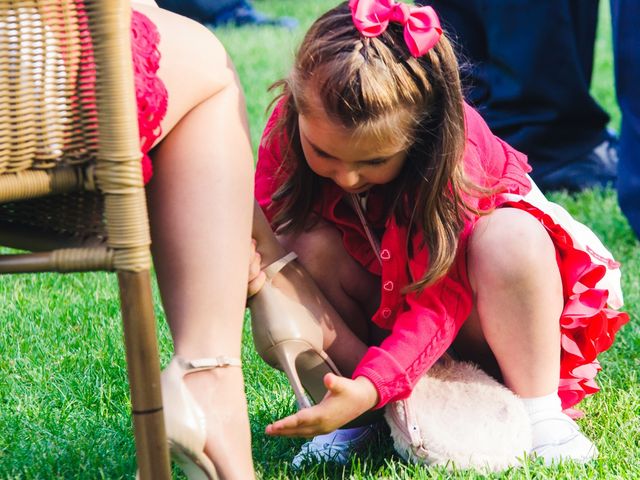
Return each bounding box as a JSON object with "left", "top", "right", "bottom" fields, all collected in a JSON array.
[{"left": 118, "top": 270, "right": 171, "bottom": 480}]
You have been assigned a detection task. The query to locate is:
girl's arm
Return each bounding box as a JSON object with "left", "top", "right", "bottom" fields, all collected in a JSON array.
[{"left": 264, "top": 269, "right": 471, "bottom": 436}]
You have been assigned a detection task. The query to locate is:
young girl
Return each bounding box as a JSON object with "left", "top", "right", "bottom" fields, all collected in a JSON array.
[{"left": 250, "top": 0, "right": 629, "bottom": 467}]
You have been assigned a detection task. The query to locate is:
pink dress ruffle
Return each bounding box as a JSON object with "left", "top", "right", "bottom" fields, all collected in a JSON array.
[
  {"left": 504, "top": 199, "right": 629, "bottom": 414},
  {"left": 73, "top": 4, "right": 167, "bottom": 184},
  {"left": 476, "top": 139, "right": 629, "bottom": 414},
  {"left": 131, "top": 10, "right": 168, "bottom": 184}
]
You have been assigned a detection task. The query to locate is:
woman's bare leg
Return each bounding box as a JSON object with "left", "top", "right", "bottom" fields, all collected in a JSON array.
[{"left": 138, "top": 6, "right": 255, "bottom": 479}]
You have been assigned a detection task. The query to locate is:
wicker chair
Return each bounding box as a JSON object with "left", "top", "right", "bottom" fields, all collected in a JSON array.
[{"left": 0, "top": 0, "right": 170, "bottom": 477}]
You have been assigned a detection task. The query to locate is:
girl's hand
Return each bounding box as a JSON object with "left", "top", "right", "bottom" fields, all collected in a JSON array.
[
  {"left": 265, "top": 374, "right": 379, "bottom": 437},
  {"left": 248, "top": 238, "right": 266, "bottom": 297}
]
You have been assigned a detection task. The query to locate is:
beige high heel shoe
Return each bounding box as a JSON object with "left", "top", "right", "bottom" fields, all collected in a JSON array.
[
  {"left": 161, "top": 355, "right": 241, "bottom": 480},
  {"left": 248, "top": 252, "right": 342, "bottom": 410},
  {"left": 249, "top": 253, "right": 382, "bottom": 428}
]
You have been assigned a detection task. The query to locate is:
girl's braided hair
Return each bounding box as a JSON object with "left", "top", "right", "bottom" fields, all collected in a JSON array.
[{"left": 266, "top": 1, "right": 486, "bottom": 291}]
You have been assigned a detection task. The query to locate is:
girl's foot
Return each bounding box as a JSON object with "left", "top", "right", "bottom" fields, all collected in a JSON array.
[
  {"left": 529, "top": 410, "right": 598, "bottom": 465},
  {"left": 291, "top": 424, "right": 381, "bottom": 469},
  {"left": 523, "top": 393, "right": 597, "bottom": 465}
]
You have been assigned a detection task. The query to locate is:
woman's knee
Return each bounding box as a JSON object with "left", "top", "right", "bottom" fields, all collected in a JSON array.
[
  {"left": 136, "top": 4, "right": 236, "bottom": 139},
  {"left": 468, "top": 208, "right": 557, "bottom": 289}
]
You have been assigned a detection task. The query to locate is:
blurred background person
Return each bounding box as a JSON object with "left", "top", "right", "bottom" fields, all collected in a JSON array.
[
  {"left": 156, "top": 0, "right": 297, "bottom": 28},
  {"left": 611, "top": 0, "right": 640, "bottom": 238},
  {"left": 417, "top": 0, "right": 617, "bottom": 193}
]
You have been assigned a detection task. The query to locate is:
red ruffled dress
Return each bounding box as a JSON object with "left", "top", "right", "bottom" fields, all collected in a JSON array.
[
  {"left": 66, "top": 4, "right": 165, "bottom": 182},
  {"left": 63, "top": 5, "right": 166, "bottom": 181},
  {"left": 131, "top": 10, "right": 168, "bottom": 184},
  {"left": 255, "top": 101, "right": 629, "bottom": 414}
]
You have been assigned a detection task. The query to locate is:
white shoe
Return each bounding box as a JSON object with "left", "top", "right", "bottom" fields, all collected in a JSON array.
[
  {"left": 291, "top": 424, "right": 380, "bottom": 469},
  {"left": 529, "top": 410, "right": 598, "bottom": 465}
]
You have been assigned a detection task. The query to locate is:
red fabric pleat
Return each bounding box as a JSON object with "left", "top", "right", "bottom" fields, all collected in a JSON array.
[{"left": 506, "top": 200, "right": 630, "bottom": 415}]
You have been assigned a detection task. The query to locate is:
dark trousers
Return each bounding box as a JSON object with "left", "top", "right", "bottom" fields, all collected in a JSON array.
[
  {"left": 420, "top": 0, "right": 611, "bottom": 178},
  {"left": 612, "top": 0, "right": 640, "bottom": 238},
  {"left": 156, "top": 0, "right": 243, "bottom": 23}
]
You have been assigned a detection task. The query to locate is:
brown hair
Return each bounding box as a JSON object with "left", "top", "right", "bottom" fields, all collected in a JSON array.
[{"left": 266, "top": 1, "right": 485, "bottom": 291}]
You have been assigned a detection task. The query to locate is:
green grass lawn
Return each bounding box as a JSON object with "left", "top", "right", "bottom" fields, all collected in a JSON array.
[{"left": 1, "top": 1, "right": 638, "bottom": 478}]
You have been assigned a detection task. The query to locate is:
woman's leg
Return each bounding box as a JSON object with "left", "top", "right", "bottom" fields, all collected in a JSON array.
[{"left": 138, "top": 6, "right": 255, "bottom": 479}]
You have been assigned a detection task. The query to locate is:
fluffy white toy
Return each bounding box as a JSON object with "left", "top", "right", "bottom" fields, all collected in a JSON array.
[{"left": 384, "top": 357, "right": 532, "bottom": 472}]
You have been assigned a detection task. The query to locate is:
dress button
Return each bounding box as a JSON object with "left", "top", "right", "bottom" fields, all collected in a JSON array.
[
  {"left": 381, "top": 308, "right": 392, "bottom": 319},
  {"left": 383, "top": 281, "right": 394, "bottom": 291},
  {"left": 380, "top": 249, "right": 391, "bottom": 260}
]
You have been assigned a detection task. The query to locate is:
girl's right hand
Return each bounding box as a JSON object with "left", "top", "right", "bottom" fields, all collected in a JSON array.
[
  {"left": 265, "top": 374, "right": 379, "bottom": 437},
  {"left": 248, "top": 238, "right": 266, "bottom": 297}
]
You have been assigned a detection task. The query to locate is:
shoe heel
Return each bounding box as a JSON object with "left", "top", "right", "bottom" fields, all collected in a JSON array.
[{"left": 269, "top": 340, "right": 316, "bottom": 409}]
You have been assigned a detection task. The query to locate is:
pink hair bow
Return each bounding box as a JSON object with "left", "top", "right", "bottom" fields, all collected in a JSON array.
[{"left": 349, "top": 0, "right": 442, "bottom": 57}]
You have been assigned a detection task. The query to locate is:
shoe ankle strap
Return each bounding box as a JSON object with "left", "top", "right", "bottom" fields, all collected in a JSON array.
[
  {"left": 263, "top": 251, "right": 298, "bottom": 280},
  {"left": 175, "top": 355, "right": 242, "bottom": 373}
]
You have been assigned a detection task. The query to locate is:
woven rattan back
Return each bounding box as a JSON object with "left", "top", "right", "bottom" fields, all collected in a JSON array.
[
  {"left": 0, "top": 0, "right": 98, "bottom": 173},
  {"left": 0, "top": 2, "right": 170, "bottom": 476},
  {"left": 0, "top": 0, "right": 151, "bottom": 272}
]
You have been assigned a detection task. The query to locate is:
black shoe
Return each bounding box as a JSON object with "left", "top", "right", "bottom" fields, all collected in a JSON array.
[
  {"left": 534, "top": 139, "right": 618, "bottom": 192},
  {"left": 212, "top": 1, "right": 298, "bottom": 29}
]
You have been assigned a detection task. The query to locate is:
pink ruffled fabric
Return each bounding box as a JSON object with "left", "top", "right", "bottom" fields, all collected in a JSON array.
[
  {"left": 131, "top": 10, "right": 168, "bottom": 184},
  {"left": 71, "top": 5, "right": 167, "bottom": 184},
  {"left": 506, "top": 200, "right": 630, "bottom": 415}
]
